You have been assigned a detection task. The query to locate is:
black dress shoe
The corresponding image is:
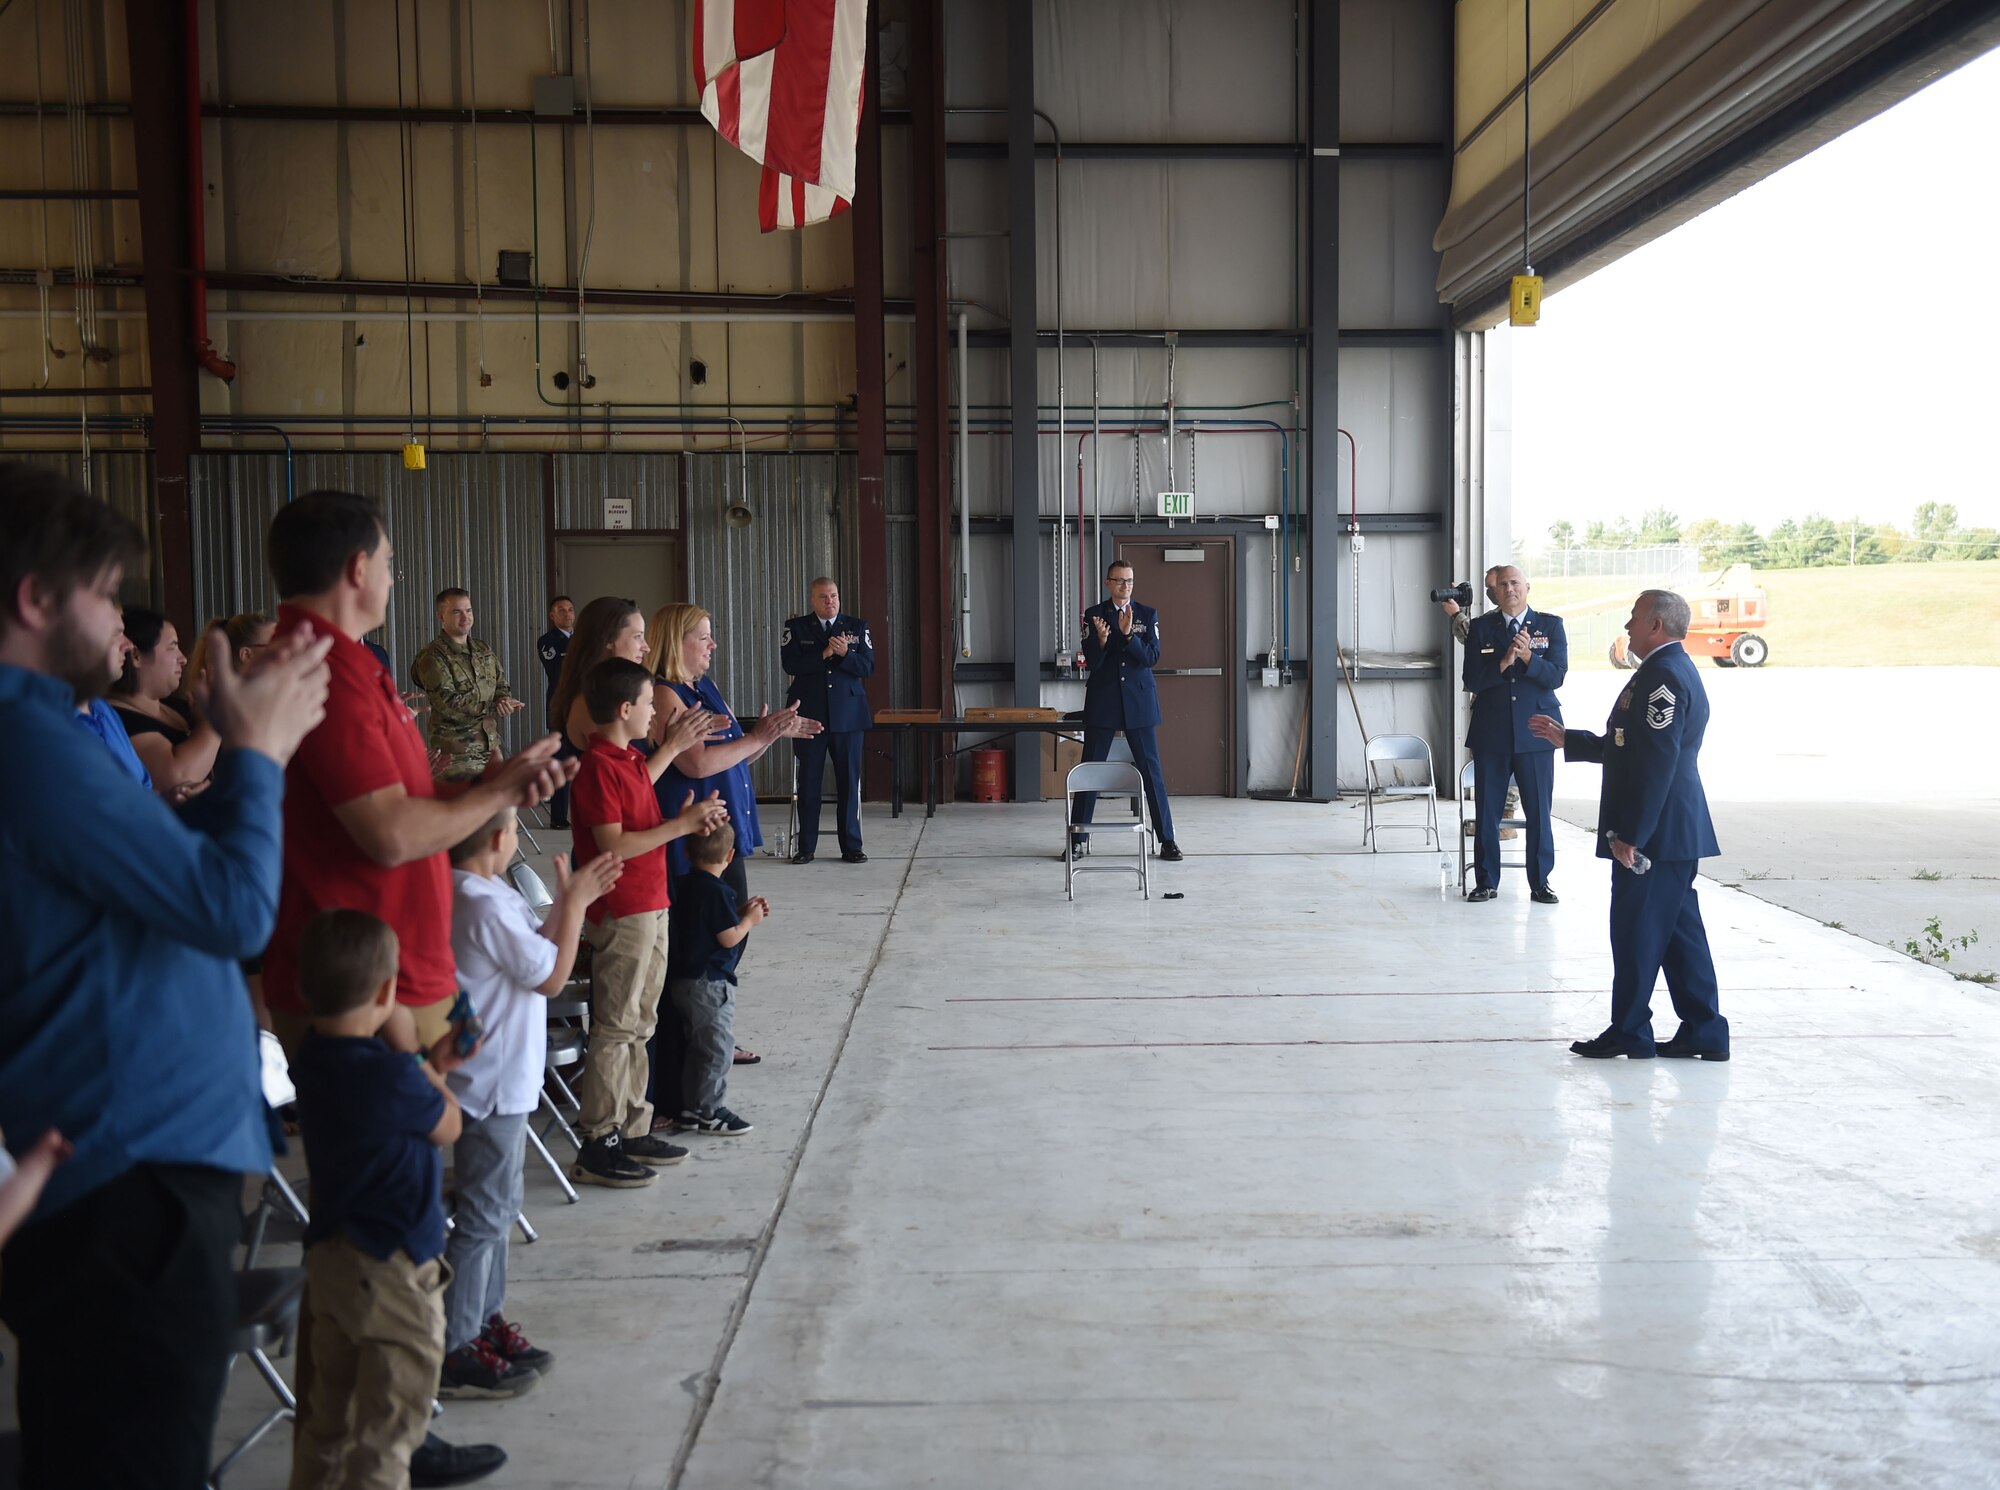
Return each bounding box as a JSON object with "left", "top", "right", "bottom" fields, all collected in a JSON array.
[
  {"left": 1657, "top": 1039, "right": 1730, "bottom": 1061},
  {"left": 1569, "top": 1033, "right": 1655, "bottom": 1059},
  {"left": 1530, "top": 884, "right": 1559, "bottom": 905},
  {"left": 841, "top": 849, "right": 868, "bottom": 863},
  {"left": 790, "top": 850, "right": 814, "bottom": 865},
  {"left": 1157, "top": 840, "right": 1184, "bottom": 862},
  {"left": 1466, "top": 886, "right": 1497, "bottom": 902},
  {"left": 410, "top": 1433, "right": 507, "bottom": 1488}
]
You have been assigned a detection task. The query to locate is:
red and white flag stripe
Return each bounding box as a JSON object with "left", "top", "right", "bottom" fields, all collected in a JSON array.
[
  {"left": 695, "top": 0, "right": 866, "bottom": 202},
  {"left": 759, "top": 163, "right": 851, "bottom": 232}
]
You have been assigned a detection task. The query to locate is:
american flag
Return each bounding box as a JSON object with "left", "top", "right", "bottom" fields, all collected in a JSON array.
[{"left": 695, "top": 0, "right": 866, "bottom": 231}]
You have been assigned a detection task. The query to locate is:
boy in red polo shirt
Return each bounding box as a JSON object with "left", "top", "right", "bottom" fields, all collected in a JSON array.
[{"left": 568, "top": 658, "right": 729, "bottom": 1187}]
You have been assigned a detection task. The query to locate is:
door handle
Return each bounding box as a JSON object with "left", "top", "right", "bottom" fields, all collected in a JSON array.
[{"left": 1155, "top": 668, "right": 1224, "bottom": 677}]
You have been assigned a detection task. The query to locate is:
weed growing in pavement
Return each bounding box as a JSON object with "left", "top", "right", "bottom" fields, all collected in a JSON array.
[
  {"left": 1898, "top": 916, "right": 1979, "bottom": 969},
  {"left": 1914, "top": 868, "right": 1946, "bottom": 881}
]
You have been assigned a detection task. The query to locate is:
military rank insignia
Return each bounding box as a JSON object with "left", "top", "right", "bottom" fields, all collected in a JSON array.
[{"left": 1646, "top": 685, "right": 1675, "bottom": 730}]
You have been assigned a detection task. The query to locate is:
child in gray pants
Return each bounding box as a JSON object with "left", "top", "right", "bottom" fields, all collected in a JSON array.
[{"left": 666, "top": 824, "right": 768, "bottom": 1136}]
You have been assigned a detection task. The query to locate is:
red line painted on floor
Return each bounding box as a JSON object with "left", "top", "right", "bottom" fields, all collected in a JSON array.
[
  {"left": 943, "top": 987, "right": 1868, "bottom": 1004},
  {"left": 927, "top": 1033, "right": 1954, "bottom": 1053}
]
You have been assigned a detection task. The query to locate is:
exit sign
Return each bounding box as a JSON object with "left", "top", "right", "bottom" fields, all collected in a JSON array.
[{"left": 1157, "top": 490, "right": 1194, "bottom": 520}]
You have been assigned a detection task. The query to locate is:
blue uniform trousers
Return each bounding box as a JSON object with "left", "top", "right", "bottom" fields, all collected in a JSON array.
[
  {"left": 795, "top": 729, "right": 864, "bottom": 855},
  {"left": 1076, "top": 726, "right": 1175, "bottom": 843},
  {"left": 1608, "top": 858, "right": 1729, "bottom": 1052},
  {"left": 1472, "top": 750, "right": 1554, "bottom": 889}
]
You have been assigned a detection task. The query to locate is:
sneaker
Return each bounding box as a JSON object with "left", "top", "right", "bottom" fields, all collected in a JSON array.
[
  {"left": 410, "top": 1433, "right": 507, "bottom": 1488},
  {"left": 570, "top": 1131, "right": 655, "bottom": 1187},
  {"left": 680, "top": 1106, "right": 753, "bottom": 1136},
  {"left": 624, "top": 1132, "right": 690, "bottom": 1165},
  {"left": 481, "top": 1314, "right": 554, "bottom": 1375},
  {"left": 438, "top": 1340, "right": 538, "bottom": 1400}
]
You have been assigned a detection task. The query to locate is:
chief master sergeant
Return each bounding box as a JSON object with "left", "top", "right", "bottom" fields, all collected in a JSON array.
[
  {"left": 1072, "top": 557, "right": 1182, "bottom": 862},
  {"left": 781, "top": 576, "right": 874, "bottom": 864},
  {"left": 1530, "top": 588, "right": 1730, "bottom": 1061}
]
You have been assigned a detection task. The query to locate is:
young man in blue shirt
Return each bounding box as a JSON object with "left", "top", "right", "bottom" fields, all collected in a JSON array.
[{"left": 0, "top": 462, "right": 333, "bottom": 1487}]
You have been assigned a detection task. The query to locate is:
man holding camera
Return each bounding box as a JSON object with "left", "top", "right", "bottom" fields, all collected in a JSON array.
[{"left": 1460, "top": 566, "right": 1567, "bottom": 903}]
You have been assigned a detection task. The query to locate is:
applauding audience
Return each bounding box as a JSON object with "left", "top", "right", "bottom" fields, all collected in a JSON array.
[{"left": 111, "top": 604, "right": 225, "bottom": 795}]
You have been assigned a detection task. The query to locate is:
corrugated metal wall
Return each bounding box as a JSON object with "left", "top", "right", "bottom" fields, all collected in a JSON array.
[
  {"left": 190, "top": 453, "right": 549, "bottom": 760},
  {"left": 5, "top": 450, "right": 161, "bottom": 604},
  {"left": 181, "top": 449, "right": 918, "bottom": 799}
]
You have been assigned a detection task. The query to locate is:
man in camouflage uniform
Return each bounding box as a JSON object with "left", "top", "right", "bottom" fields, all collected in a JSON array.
[{"left": 412, "top": 587, "right": 524, "bottom": 781}]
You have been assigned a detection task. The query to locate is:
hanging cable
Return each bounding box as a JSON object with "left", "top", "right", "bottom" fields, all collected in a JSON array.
[
  {"left": 393, "top": 0, "right": 420, "bottom": 460},
  {"left": 468, "top": 0, "right": 489, "bottom": 385},
  {"left": 1509, "top": 2, "right": 1543, "bottom": 325},
  {"left": 575, "top": 0, "right": 598, "bottom": 390},
  {"left": 31, "top": 0, "right": 56, "bottom": 385}
]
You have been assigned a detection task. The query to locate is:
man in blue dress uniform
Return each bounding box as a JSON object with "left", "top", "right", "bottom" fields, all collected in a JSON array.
[
  {"left": 781, "top": 577, "right": 874, "bottom": 864},
  {"left": 1462, "top": 565, "right": 1567, "bottom": 903},
  {"left": 538, "top": 595, "right": 573, "bottom": 827},
  {"left": 1530, "top": 589, "right": 1730, "bottom": 1061},
  {"left": 1073, "top": 558, "right": 1182, "bottom": 861}
]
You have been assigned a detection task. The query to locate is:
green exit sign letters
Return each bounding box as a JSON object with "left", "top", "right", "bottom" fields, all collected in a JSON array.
[{"left": 1157, "top": 490, "right": 1194, "bottom": 520}]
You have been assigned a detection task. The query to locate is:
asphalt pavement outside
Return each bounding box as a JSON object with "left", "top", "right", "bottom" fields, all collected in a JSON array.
[{"left": 1551, "top": 665, "right": 2000, "bottom": 984}]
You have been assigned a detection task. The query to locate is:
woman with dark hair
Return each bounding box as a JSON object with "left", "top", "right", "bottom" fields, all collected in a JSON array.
[
  {"left": 547, "top": 594, "right": 723, "bottom": 782},
  {"left": 110, "top": 607, "right": 223, "bottom": 795}
]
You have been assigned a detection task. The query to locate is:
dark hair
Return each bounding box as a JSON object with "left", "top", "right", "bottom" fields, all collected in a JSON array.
[
  {"left": 298, "top": 909, "right": 400, "bottom": 1017},
  {"left": 267, "top": 489, "right": 385, "bottom": 599},
  {"left": 435, "top": 587, "right": 470, "bottom": 606},
  {"left": 113, "top": 605, "right": 171, "bottom": 695},
  {"left": 548, "top": 594, "right": 573, "bottom": 611},
  {"left": 448, "top": 806, "right": 515, "bottom": 865},
  {"left": 687, "top": 820, "right": 735, "bottom": 866},
  {"left": 584, "top": 657, "right": 653, "bottom": 724},
  {"left": 0, "top": 462, "right": 146, "bottom": 635},
  {"left": 549, "top": 596, "right": 642, "bottom": 740},
  {"left": 1107, "top": 559, "right": 1134, "bottom": 577}
]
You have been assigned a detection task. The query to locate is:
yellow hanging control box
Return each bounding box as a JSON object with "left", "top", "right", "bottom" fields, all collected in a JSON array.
[
  {"left": 1509, "top": 273, "right": 1543, "bottom": 326},
  {"left": 402, "top": 442, "right": 427, "bottom": 471}
]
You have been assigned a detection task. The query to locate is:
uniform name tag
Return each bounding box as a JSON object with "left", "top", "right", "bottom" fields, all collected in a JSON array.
[{"left": 1479, "top": 647, "right": 1496, "bottom": 655}]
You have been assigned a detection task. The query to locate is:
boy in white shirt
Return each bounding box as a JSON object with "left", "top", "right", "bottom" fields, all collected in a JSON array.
[{"left": 439, "top": 806, "right": 622, "bottom": 1398}]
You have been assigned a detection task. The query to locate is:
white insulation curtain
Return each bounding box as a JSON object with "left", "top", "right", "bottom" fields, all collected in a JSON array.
[{"left": 1435, "top": 0, "right": 1954, "bottom": 320}]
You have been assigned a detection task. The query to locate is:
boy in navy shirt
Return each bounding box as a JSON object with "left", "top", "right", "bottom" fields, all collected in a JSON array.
[
  {"left": 666, "top": 824, "right": 768, "bottom": 1136},
  {"left": 289, "top": 909, "right": 501, "bottom": 1489}
]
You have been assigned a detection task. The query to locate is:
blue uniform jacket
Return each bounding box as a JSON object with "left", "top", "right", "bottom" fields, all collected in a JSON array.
[
  {"left": 1463, "top": 608, "right": 1567, "bottom": 755},
  {"left": 781, "top": 612, "right": 875, "bottom": 732},
  {"left": 537, "top": 626, "right": 569, "bottom": 706},
  {"left": 1082, "top": 600, "right": 1163, "bottom": 730},
  {"left": 1563, "top": 640, "right": 1719, "bottom": 862}
]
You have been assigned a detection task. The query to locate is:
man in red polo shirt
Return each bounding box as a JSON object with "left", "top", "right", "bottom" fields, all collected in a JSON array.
[{"left": 262, "top": 490, "right": 576, "bottom": 1057}]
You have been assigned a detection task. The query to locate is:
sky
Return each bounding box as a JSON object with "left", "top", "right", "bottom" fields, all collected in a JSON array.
[{"left": 1505, "top": 42, "right": 2000, "bottom": 548}]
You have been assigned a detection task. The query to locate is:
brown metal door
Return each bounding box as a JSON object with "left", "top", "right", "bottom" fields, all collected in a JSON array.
[{"left": 1115, "top": 536, "right": 1233, "bottom": 796}]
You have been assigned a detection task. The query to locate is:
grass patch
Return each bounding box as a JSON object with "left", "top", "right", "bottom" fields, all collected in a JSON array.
[
  {"left": 1914, "top": 868, "right": 1945, "bottom": 881},
  {"left": 1534, "top": 560, "right": 2000, "bottom": 668}
]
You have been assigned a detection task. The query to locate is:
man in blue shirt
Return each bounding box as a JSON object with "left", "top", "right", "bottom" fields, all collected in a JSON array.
[{"left": 0, "top": 463, "right": 334, "bottom": 1488}]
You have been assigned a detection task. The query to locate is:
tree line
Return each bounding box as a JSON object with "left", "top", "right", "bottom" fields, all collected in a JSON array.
[{"left": 1543, "top": 503, "right": 1998, "bottom": 567}]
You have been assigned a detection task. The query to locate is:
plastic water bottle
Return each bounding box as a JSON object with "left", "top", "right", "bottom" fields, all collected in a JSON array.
[{"left": 1630, "top": 849, "right": 1652, "bottom": 875}]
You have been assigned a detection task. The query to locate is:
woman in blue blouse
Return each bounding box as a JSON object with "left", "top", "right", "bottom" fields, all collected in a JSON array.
[{"left": 643, "top": 604, "right": 818, "bottom": 1097}]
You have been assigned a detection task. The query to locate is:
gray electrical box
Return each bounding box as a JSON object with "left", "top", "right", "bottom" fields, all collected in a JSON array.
[{"left": 533, "top": 75, "right": 576, "bottom": 118}]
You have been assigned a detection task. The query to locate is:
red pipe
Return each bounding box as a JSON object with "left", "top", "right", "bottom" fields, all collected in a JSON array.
[{"left": 186, "top": 0, "right": 235, "bottom": 382}]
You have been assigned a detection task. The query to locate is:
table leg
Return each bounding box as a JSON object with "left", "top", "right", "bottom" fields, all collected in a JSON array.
[
  {"left": 926, "top": 731, "right": 937, "bottom": 818},
  {"left": 890, "top": 730, "right": 903, "bottom": 819}
]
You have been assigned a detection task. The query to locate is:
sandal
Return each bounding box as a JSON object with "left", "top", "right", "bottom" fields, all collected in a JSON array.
[{"left": 732, "top": 1047, "right": 762, "bottom": 1066}]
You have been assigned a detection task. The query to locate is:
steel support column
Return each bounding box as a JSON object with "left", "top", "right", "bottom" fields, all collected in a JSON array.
[
  {"left": 1306, "top": 0, "right": 1341, "bottom": 799},
  {"left": 1006, "top": 0, "right": 1040, "bottom": 800},
  {"left": 853, "top": 3, "right": 892, "bottom": 800},
  {"left": 124, "top": 0, "right": 200, "bottom": 634},
  {"left": 909, "top": 0, "right": 952, "bottom": 733}
]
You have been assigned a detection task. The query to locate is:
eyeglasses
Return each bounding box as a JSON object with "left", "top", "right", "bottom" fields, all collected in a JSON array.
[{"left": 1107, "top": 577, "right": 1135, "bottom": 586}]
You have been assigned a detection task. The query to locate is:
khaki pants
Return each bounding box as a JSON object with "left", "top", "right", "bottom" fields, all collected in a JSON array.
[
  {"left": 290, "top": 1237, "right": 448, "bottom": 1490},
  {"left": 272, "top": 998, "right": 453, "bottom": 1066},
  {"left": 579, "top": 908, "right": 669, "bottom": 1141}
]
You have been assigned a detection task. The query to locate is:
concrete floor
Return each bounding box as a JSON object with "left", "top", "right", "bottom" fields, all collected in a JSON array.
[{"left": 156, "top": 792, "right": 2000, "bottom": 1489}]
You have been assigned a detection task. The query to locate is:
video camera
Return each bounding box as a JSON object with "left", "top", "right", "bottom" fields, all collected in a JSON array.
[{"left": 1430, "top": 581, "right": 1473, "bottom": 608}]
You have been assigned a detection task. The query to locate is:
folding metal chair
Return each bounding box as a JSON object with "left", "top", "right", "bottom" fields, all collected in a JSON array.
[
  {"left": 207, "top": 1268, "right": 306, "bottom": 1486},
  {"left": 1456, "top": 757, "right": 1527, "bottom": 893},
  {"left": 1063, "top": 760, "right": 1151, "bottom": 899},
  {"left": 1361, "top": 734, "right": 1440, "bottom": 850}
]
